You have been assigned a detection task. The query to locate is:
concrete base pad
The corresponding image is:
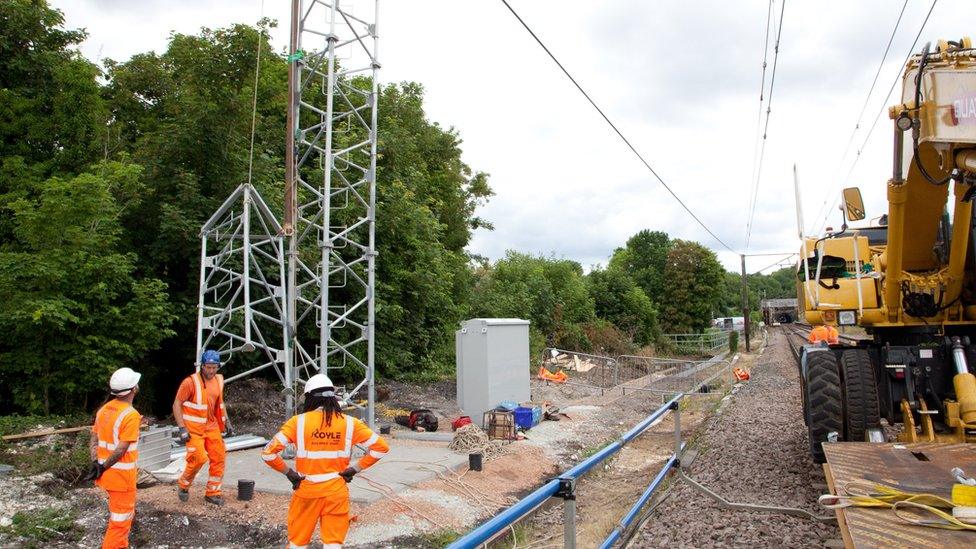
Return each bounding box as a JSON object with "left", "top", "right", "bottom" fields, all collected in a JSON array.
[{"left": 178, "top": 441, "right": 468, "bottom": 503}]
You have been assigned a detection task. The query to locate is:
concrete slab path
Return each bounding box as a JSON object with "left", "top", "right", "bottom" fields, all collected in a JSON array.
[{"left": 180, "top": 441, "right": 468, "bottom": 503}]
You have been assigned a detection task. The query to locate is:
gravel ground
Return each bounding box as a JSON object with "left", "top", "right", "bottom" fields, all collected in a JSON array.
[{"left": 633, "top": 328, "right": 839, "bottom": 547}]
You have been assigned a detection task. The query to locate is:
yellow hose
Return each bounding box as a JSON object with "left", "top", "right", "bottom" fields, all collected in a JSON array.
[{"left": 819, "top": 480, "right": 976, "bottom": 532}]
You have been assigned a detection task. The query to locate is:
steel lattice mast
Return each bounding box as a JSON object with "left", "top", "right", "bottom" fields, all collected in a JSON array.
[
  {"left": 196, "top": 0, "right": 378, "bottom": 426},
  {"left": 284, "top": 0, "right": 379, "bottom": 425},
  {"left": 195, "top": 185, "right": 288, "bottom": 386}
]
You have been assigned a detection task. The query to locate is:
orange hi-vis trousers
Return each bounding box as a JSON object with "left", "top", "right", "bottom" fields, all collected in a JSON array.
[
  {"left": 286, "top": 490, "right": 350, "bottom": 549},
  {"left": 178, "top": 429, "right": 225, "bottom": 496},
  {"left": 102, "top": 489, "right": 135, "bottom": 549}
]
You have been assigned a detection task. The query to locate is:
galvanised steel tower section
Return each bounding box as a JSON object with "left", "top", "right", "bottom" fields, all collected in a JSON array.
[{"left": 284, "top": 0, "right": 379, "bottom": 425}]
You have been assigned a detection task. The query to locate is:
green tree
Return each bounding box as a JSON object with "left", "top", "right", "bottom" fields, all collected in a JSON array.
[
  {"left": 103, "top": 27, "right": 492, "bottom": 381},
  {"left": 609, "top": 230, "right": 671, "bottom": 302},
  {"left": 586, "top": 266, "right": 660, "bottom": 346},
  {"left": 0, "top": 0, "right": 105, "bottom": 175},
  {"left": 470, "top": 252, "right": 595, "bottom": 352},
  {"left": 0, "top": 163, "right": 174, "bottom": 413},
  {"left": 660, "top": 240, "right": 724, "bottom": 333}
]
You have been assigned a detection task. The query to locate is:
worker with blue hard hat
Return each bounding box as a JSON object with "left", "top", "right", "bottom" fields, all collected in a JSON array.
[{"left": 172, "top": 349, "right": 234, "bottom": 506}]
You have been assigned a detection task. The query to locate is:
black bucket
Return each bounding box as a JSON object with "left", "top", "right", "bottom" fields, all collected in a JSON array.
[
  {"left": 238, "top": 479, "right": 255, "bottom": 501},
  {"left": 469, "top": 453, "right": 483, "bottom": 472}
]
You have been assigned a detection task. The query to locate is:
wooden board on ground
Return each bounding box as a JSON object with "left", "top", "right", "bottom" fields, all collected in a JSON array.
[
  {"left": 1, "top": 425, "right": 91, "bottom": 441},
  {"left": 822, "top": 463, "right": 855, "bottom": 549},
  {"left": 823, "top": 442, "right": 976, "bottom": 548}
]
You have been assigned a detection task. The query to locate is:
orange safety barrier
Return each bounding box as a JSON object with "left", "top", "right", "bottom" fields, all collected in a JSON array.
[
  {"left": 537, "top": 366, "right": 568, "bottom": 383},
  {"left": 732, "top": 367, "right": 750, "bottom": 382}
]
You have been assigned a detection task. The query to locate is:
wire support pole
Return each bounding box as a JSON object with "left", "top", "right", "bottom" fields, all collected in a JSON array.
[
  {"left": 740, "top": 254, "right": 751, "bottom": 352},
  {"left": 365, "top": 0, "right": 380, "bottom": 428},
  {"left": 318, "top": 0, "right": 340, "bottom": 374}
]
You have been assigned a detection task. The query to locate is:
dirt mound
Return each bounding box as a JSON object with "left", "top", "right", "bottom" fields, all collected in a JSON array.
[{"left": 223, "top": 377, "right": 287, "bottom": 438}]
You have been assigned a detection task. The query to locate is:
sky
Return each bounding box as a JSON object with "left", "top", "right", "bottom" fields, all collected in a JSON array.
[{"left": 50, "top": 0, "right": 976, "bottom": 273}]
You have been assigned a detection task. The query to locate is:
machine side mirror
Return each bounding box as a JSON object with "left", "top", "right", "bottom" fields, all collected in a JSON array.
[{"left": 842, "top": 187, "right": 866, "bottom": 221}]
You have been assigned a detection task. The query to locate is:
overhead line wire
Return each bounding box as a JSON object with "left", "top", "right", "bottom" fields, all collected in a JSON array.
[
  {"left": 744, "top": 0, "right": 775, "bottom": 252},
  {"left": 807, "top": 0, "right": 909, "bottom": 233},
  {"left": 745, "top": 0, "right": 787, "bottom": 251},
  {"left": 752, "top": 253, "right": 797, "bottom": 275},
  {"left": 812, "top": 0, "right": 939, "bottom": 234},
  {"left": 498, "top": 0, "right": 738, "bottom": 254}
]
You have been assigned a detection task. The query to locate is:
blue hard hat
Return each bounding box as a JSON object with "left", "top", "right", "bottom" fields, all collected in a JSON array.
[{"left": 200, "top": 349, "right": 221, "bottom": 365}]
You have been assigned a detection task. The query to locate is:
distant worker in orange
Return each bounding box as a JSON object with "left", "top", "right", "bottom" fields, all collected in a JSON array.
[
  {"left": 173, "top": 349, "right": 233, "bottom": 506},
  {"left": 808, "top": 325, "right": 840, "bottom": 345},
  {"left": 88, "top": 367, "right": 142, "bottom": 549},
  {"left": 262, "top": 373, "right": 389, "bottom": 549}
]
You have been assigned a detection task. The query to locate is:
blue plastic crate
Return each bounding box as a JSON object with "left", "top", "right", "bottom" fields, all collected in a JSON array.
[
  {"left": 514, "top": 407, "right": 534, "bottom": 430},
  {"left": 531, "top": 406, "right": 542, "bottom": 426}
]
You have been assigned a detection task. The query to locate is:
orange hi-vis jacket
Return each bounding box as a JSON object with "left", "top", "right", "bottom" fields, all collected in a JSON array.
[
  {"left": 94, "top": 400, "right": 141, "bottom": 492},
  {"left": 180, "top": 372, "right": 226, "bottom": 435},
  {"left": 808, "top": 325, "right": 839, "bottom": 345},
  {"left": 262, "top": 410, "right": 389, "bottom": 498}
]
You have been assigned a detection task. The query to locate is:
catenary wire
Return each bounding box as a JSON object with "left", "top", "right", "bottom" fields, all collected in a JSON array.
[
  {"left": 744, "top": 0, "right": 775, "bottom": 251},
  {"left": 812, "top": 0, "right": 939, "bottom": 234},
  {"left": 807, "top": 0, "right": 910, "bottom": 234},
  {"left": 745, "top": 0, "right": 787, "bottom": 251},
  {"left": 499, "top": 0, "right": 738, "bottom": 254}
]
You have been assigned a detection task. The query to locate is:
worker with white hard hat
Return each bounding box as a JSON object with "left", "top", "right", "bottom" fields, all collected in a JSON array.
[
  {"left": 173, "top": 349, "right": 233, "bottom": 506},
  {"left": 88, "top": 367, "right": 142, "bottom": 549},
  {"left": 262, "top": 373, "right": 389, "bottom": 548}
]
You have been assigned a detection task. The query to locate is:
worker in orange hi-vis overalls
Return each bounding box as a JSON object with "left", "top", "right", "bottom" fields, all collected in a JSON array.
[
  {"left": 808, "top": 325, "right": 839, "bottom": 345},
  {"left": 173, "top": 349, "right": 233, "bottom": 506},
  {"left": 263, "top": 374, "right": 389, "bottom": 549},
  {"left": 88, "top": 367, "right": 142, "bottom": 549}
]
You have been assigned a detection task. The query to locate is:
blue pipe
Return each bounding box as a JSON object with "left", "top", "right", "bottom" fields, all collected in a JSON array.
[
  {"left": 445, "top": 479, "right": 560, "bottom": 548},
  {"left": 598, "top": 445, "right": 683, "bottom": 549},
  {"left": 446, "top": 394, "right": 684, "bottom": 549},
  {"left": 562, "top": 393, "right": 680, "bottom": 479}
]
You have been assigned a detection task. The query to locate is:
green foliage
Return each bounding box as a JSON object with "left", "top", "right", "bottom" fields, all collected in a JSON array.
[
  {"left": 419, "top": 529, "right": 461, "bottom": 547},
  {"left": 0, "top": 508, "right": 82, "bottom": 546},
  {"left": 0, "top": 0, "right": 104, "bottom": 175},
  {"left": 0, "top": 430, "right": 91, "bottom": 481},
  {"left": 586, "top": 266, "right": 659, "bottom": 346},
  {"left": 0, "top": 414, "right": 88, "bottom": 437},
  {"left": 0, "top": 2, "right": 758, "bottom": 416},
  {"left": 715, "top": 267, "right": 797, "bottom": 317},
  {"left": 470, "top": 252, "right": 595, "bottom": 351},
  {"left": 609, "top": 230, "right": 671, "bottom": 302},
  {"left": 728, "top": 330, "right": 739, "bottom": 353},
  {"left": 660, "top": 240, "right": 724, "bottom": 333},
  {"left": 0, "top": 163, "right": 175, "bottom": 413}
]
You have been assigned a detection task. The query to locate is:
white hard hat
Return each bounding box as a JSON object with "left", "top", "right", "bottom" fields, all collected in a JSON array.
[
  {"left": 304, "top": 373, "right": 334, "bottom": 395},
  {"left": 110, "top": 367, "right": 142, "bottom": 396}
]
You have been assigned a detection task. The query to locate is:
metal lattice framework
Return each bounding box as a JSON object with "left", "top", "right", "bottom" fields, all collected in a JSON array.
[
  {"left": 196, "top": 0, "right": 378, "bottom": 425},
  {"left": 195, "top": 184, "right": 288, "bottom": 384},
  {"left": 284, "top": 0, "right": 378, "bottom": 424}
]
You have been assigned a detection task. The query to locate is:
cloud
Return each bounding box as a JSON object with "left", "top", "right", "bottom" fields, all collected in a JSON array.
[{"left": 49, "top": 0, "right": 976, "bottom": 273}]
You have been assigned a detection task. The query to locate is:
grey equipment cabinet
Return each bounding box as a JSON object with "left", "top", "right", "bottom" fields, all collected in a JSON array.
[{"left": 455, "top": 318, "right": 531, "bottom": 423}]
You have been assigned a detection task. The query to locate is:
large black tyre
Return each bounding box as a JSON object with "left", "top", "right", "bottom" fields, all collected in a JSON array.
[
  {"left": 805, "top": 351, "right": 843, "bottom": 464},
  {"left": 840, "top": 349, "right": 881, "bottom": 442}
]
